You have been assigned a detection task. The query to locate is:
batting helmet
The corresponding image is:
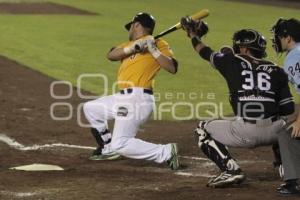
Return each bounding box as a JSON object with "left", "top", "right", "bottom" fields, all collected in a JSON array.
[
  {"left": 232, "top": 29, "right": 267, "bottom": 58},
  {"left": 271, "top": 18, "right": 300, "bottom": 53},
  {"left": 125, "top": 13, "right": 156, "bottom": 34}
]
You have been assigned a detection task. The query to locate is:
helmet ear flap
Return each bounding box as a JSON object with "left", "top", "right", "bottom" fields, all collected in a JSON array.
[{"left": 232, "top": 30, "right": 243, "bottom": 54}]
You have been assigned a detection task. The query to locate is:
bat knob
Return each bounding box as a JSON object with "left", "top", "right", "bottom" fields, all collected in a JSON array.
[{"left": 134, "top": 44, "right": 141, "bottom": 52}]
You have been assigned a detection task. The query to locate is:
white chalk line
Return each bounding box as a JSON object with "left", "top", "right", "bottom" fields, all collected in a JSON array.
[
  {"left": 0, "top": 133, "right": 95, "bottom": 150},
  {"left": 179, "top": 155, "right": 267, "bottom": 164},
  {"left": 174, "top": 171, "right": 212, "bottom": 178},
  {"left": 0, "top": 190, "right": 45, "bottom": 198},
  {"left": 4, "top": 191, "right": 38, "bottom": 197},
  {"left": 0, "top": 188, "right": 60, "bottom": 198},
  {"left": 179, "top": 155, "right": 209, "bottom": 161},
  {"left": 0, "top": 133, "right": 267, "bottom": 163},
  {"left": 0, "top": 133, "right": 268, "bottom": 178}
]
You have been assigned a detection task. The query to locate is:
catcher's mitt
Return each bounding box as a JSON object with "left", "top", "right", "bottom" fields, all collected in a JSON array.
[{"left": 181, "top": 16, "right": 209, "bottom": 38}]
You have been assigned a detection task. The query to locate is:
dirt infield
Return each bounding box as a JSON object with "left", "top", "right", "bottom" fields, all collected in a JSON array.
[
  {"left": 0, "top": 2, "right": 98, "bottom": 15},
  {"left": 0, "top": 56, "right": 299, "bottom": 200},
  {"left": 0, "top": 0, "right": 300, "bottom": 199}
]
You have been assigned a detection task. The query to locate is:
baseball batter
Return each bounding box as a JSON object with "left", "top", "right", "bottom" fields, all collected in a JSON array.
[
  {"left": 271, "top": 18, "right": 300, "bottom": 195},
  {"left": 181, "top": 17, "right": 295, "bottom": 188},
  {"left": 83, "top": 13, "right": 179, "bottom": 170}
]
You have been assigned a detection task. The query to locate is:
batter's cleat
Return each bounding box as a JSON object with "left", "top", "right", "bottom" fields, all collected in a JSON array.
[
  {"left": 167, "top": 143, "right": 179, "bottom": 170},
  {"left": 89, "top": 152, "right": 121, "bottom": 161},
  {"left": 277, "top": 181, "right": 300, "bottom": 196},
  {"left": 207, "top": 169, "right": 246, "bottom": 188},
  {"left": 89, "top": 147, "right": 120, "bottom": 161}
]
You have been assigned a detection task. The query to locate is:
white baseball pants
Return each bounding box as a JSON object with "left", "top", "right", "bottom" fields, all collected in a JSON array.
[{"left": 83, "top": 87, "right": 172, "bottom": 163}]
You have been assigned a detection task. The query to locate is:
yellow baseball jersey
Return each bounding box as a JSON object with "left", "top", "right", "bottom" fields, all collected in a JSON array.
[{"left": 117, "top": 37, "right": 174, "bottom": 89}]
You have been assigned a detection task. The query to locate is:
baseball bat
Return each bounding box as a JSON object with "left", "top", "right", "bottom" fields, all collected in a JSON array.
[
  {"left": 154, "top": 9, "right": 210, "bottom": 39},
  {"left": 134, "top": 9, "right": 209, "bottom": 51}
]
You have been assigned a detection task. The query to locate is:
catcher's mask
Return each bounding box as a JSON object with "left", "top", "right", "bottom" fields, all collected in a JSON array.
[
  {"left": 232, "top": 29, "right": 267, "bottom": 58},
  {"left": 125, "top": 12, "right": 156, "bottom": 35},
  {"left": 271, "top": 18, "right": 300, "bottom": 53}
]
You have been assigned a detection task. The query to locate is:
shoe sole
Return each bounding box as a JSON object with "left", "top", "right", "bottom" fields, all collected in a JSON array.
[
  {"left": 207, "top": 175, "right": 217, "bottom": 184},
  {"left": 89, "top": 154, "right": 121, "bottom": 161},
  {"left": 207, "top": 175, "right": 246, "bottom": 188},
  {"left": 278, "top": 192, "right": 300, "bottom": 197}
]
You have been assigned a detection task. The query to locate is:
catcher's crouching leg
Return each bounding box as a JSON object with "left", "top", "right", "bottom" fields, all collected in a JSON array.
[
  {"left": 194, "top": 121, "right": 245, "bottom": 187},
  {"left": 194, "top": 121, "right": 240, "bottom": 171}
]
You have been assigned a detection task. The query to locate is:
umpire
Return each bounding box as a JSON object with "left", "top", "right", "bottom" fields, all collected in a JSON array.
[
  {"left": 181, "top": 17, "right": 296, "bottom": 192},
  {"left": 271, "top": 18, "right": 300, "bottom": 195}
]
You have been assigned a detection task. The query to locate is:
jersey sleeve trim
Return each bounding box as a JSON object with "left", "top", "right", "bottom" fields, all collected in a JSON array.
[
  {"left": 279, "top": 97, "right": 294, "bottom": 105},
  {"left": 210, "top": 52, "right": 217, "bottom": 69}
]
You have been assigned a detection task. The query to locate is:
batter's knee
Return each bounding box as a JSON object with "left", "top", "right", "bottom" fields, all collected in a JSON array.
[{"left": 83, "top": 101, "right": 92, "bottom": 116}]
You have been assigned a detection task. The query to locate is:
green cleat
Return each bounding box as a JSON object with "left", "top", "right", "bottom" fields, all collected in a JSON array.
[
  {"left": 89, "top": 152, "right": 121, "bottom": 161},
  {"left": 167, "top": 143, "right": 179, "bottom": 170}
]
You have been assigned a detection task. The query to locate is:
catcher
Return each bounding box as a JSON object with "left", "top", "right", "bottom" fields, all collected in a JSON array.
[{"left": 180, "top": 16, "right": 295, "bottom": 190}]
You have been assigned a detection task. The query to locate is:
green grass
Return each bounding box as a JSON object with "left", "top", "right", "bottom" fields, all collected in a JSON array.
[{"left": 0, "top": 0, "right": 299, "bottom": 119}]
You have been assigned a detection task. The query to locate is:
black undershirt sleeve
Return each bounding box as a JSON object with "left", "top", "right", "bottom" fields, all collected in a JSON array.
[
  {"left": 199, "top": 46, "right": 214, "bottom": 62},
  {"left": 191, "top": 37, "right": 214, "bottom": 62}
]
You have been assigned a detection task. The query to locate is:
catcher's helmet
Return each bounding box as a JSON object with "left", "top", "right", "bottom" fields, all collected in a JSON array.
[
  {"left": 232, "top": 29, "right": 267, "bottom": 58},
  {"left": 271, "top": 18, "right": 300, "bottom": 53},
  {"left": 125, "top": 13, "right": 155, "bottom": 34}
]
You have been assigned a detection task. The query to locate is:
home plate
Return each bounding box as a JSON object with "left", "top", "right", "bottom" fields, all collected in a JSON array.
[{"left": 10, "top": 164, "right": 64, "bottom": 171}]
